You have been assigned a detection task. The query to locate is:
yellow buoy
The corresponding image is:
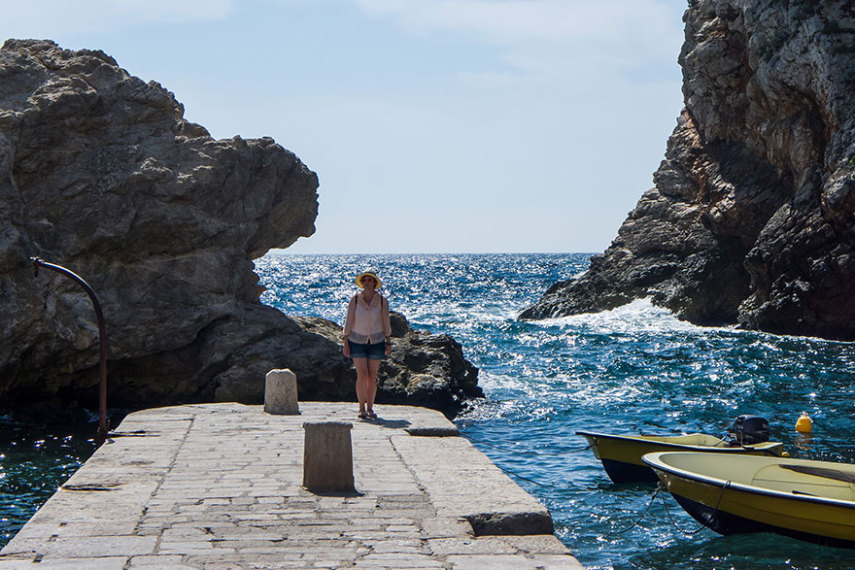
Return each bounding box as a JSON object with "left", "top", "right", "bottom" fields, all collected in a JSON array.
[{"left": 795, "top": 411, "right": 813, "bottom": 433}]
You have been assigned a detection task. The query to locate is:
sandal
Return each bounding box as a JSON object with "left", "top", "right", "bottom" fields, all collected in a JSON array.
[
  {"left": 367, "top": 410, "right": 378, "bottom": 420},
  {"left": 358, "top": 412, "right": 368, "bottom": 419}
]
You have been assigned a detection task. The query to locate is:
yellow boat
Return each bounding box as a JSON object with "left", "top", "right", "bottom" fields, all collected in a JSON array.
[
  {"left": 577, "top": 430, "right": 785, "bottom": 484},
  {"left": 643, "top": 451, "right": 855, "bottom": 549}
]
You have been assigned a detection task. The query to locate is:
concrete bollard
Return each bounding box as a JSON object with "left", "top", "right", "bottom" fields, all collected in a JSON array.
[
  {"left": 264, "top": 369, "right": 299, "bottom": 415},
  {"left": 302, "top": 422, "right": 354, "bottom": 493}
]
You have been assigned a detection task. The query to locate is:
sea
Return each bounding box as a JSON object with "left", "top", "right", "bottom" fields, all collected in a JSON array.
[{"left": 3, "top": 252, "right": 855, "bottom": 569}]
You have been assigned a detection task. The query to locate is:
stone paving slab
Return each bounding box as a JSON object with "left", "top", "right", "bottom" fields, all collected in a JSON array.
[{"left": 0, "top": 402, "right": 583, "bottom": 569}]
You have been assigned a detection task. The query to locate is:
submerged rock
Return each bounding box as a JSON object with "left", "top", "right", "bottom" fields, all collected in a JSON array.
[
  {"left": 522, "top": 0, "right": 855, "bottom": 341},
  {"left": 0, "top": 40, "right": 481, "bottom": 419}
]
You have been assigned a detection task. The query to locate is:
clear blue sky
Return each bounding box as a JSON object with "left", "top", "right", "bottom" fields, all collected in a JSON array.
[{"left": 3, "top": 0, "right": 688, "bottom": 254}]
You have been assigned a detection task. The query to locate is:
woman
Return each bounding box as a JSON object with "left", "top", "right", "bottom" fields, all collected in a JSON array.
[{"left": 342, "top": 270, "right": 392, "bottom": 419}]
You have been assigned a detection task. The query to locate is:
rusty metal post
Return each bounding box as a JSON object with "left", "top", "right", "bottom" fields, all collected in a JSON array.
[{"left": 30, "top": 257, "right": 109, "bottom": 440}]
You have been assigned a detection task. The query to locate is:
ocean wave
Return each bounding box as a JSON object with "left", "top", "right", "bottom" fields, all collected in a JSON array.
[
  {"left": 253, "top": 252, "right": 855, "bottom": 569},
  {"left": 535, "top": 297, "right": 712, "bottom": 334}
]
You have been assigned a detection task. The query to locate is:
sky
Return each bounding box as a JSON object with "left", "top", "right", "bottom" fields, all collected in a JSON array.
[{"left": 2, "top": 0, "right": 689, "bottom": 254}]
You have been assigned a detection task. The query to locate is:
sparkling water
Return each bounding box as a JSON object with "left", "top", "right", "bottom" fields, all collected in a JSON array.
[
  {"left": 260, "top": 252, "right": 855, "bottom": 570},
  {"left": 3, "top": 252, "right": 855, "bottom": 569},
  {"left": 0, "top": 421, "right": 96, "bottom": 548}
]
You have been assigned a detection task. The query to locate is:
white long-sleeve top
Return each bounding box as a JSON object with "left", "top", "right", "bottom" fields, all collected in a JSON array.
[{"left": 343, "top": 292, "right": 391, "bottom": 344}]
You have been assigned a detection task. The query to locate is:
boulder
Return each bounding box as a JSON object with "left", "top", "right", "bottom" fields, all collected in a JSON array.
[
  {"left": 0, "top": 40, "right": 481, "bottom": 420},
  {"left": 521, "top": 0, "right": 855, "bottom": 341},
  {"left": 291, "top": 312, "right": 482, "bottom": 411}
]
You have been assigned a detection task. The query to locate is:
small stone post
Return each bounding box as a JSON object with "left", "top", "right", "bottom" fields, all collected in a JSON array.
[
  {"left": 302, "top": 422, "right": 355, "bottom": 493},
  {"left": 264, "top": 369, "right": 299, "bottom": 415}
]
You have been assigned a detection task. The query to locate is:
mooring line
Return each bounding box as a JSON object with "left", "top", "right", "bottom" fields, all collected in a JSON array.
[
  {"left": 462, "top": 433, "right": 554, "bottom": 488},
  {"left": 657, "top": 481, "right": 728, "bottom": 536},
  {"left": 464, "top": 431, "right": 720, "bottom": 539},
  {"left": 608, "top": 484, "right": 662, "bottom": 535}
]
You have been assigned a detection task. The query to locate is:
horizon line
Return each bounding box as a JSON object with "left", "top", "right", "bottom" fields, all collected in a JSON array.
[{"left": 266, "top": 249, "right": 600, "bottom": 256}]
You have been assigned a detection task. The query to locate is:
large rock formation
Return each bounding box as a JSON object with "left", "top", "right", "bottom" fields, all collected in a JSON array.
[
  {"left": 0, "top": 40, "right": 480, "bottom": 419},
  {"left": 521, "top": 0, "right": 855, "bottom": 341}
]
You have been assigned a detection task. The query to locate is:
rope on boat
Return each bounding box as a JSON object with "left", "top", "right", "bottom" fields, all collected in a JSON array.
[
  {"left": 608, "top": 484, "right": 663, "bottom": 535},
  {"left": 657, "top": 488, "right": 707, "bottom": 536},
  {"left": 609, "top": 480, "right": 730, "bottom": 537},
  {"left": 658, "top": 480, "right": 730, "bottom": 537}
]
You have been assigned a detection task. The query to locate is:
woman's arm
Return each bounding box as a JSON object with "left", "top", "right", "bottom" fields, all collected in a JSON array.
[
  {"left": 382, "top": 295, "right": 392, "bottom": 354},
  {"left": 342, "top": 294, "right": 357, "bottom": 356}
]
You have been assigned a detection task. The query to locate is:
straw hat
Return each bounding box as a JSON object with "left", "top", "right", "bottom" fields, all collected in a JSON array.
[{"left": 355, "top": 271, "right": 382, "bottom": 289}]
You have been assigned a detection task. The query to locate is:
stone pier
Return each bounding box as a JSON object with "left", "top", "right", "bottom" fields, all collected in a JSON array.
[{"left": 0, "top": 402, "right": 583, "bottom": 569}]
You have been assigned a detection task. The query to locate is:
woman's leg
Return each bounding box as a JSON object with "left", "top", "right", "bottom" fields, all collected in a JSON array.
[
  {"left": 366, "top": 358, "right": 380, "bottom": 414},
  {"left": 353, "top": 357, "right": 369, "bottom": 414}
]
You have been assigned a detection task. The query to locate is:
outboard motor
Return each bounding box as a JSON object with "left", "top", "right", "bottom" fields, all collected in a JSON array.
[{"left": 728, "top": 415, "right": 770, "bottom": 445}]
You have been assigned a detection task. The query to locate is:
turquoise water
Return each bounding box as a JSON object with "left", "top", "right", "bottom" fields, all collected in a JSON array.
[
  {"left": 3, "top": 252, "right": 855, "bottom": 569},
  {"left": 259, "top": 253, "right": 855, "bottom": 570}
]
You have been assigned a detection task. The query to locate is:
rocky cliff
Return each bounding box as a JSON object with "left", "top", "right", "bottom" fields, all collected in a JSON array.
[
  {"left": 0, "top": 40, "right": 480, "bottom": 419},
  {"left": 521, "top": 0, "right": 855, "bottom": 341}
]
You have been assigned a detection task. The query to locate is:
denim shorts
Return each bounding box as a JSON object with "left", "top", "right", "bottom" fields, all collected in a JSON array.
[{"left": 348, "top": 340, "right": 386, "bottom": 360}]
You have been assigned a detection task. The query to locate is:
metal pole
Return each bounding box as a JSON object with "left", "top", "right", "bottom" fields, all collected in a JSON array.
[{"left": 30, "top": 257, "right": 109, "bottom": 440}]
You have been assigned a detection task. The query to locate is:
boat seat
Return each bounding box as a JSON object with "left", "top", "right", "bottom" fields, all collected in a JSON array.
[
  {"left": 780, "top": 464, "right": 855, "bottom": 484},
  {"left": 751, "top": 464, "right": 855, "bottom": 502}
]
